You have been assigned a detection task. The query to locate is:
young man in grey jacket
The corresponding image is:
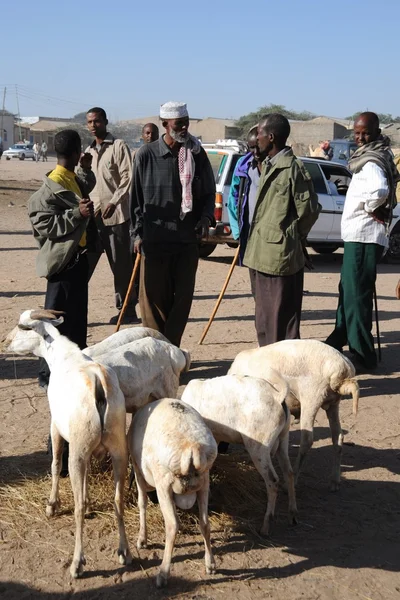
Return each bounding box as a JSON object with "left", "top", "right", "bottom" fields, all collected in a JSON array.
[{"left": 28, "top": 129, "right": 96, "bottom": 386}]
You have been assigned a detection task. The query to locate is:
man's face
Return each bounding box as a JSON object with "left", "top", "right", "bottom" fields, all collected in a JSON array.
[
  {"left": 86, "top": 112, "right": 107, "bottom": 138},
  {"left": 354, "top": 118, "right": 380, "bottom": 147},
  {"left": 166, "top": 117, "right": 189, "bottom": 143},
  {"left": 247, "top": 134, "right": 260, "bottom": 161},
  {"left": 142, "top": 125, "right": 158, "bottom": 144},
  {"left": 257, "top": 121, "right": 273, "bottom": 157}
]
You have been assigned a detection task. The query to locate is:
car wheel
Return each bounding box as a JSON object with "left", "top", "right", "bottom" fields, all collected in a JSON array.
[
  {"left": 6, "top": 156, "right": 10, "bottom": 160},
  {"left": 383, "top": 223, "right": 400, "bottom": 264},
  {"left": 19, "top": 153, "right": 25, "bottom": 161},
  {"left": 199, "top": 243, "right": 217, "bottom": 259},
  {"left": 310, "top": 245, "right": 340, "bottom": 255}
]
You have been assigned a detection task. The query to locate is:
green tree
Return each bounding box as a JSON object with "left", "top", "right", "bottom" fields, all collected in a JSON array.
[
  {"left": 235, "top": 104, "right": 315, "bottom": 136},
  {"left": 345, "top": 112, "right": 400, "bottom": 124}
]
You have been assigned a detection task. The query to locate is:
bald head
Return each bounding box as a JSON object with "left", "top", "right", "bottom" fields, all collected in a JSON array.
[
  {"left": 142, "top": 122, "right": 159, "bottom": 144},
  {"left": 354, "top": 112, "right": 380, "bottom": 147}
]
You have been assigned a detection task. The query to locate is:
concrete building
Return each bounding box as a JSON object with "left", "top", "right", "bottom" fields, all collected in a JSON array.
[
  {"left": 0, "top": 110, "right": 16, "bottom": 149},
  {"left": 289, "top": 116, "right": 350, "bottom": 155},
  {"left": 28, "top": 119, "right": 73, "bottom": 151}
]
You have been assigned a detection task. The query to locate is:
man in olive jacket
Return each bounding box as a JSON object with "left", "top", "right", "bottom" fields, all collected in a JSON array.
[{"left": 243, "top": 113, "right": 320, "bottom": 345}]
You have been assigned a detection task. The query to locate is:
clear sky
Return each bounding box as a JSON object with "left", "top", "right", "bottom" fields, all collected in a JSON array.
[{"left": 1, "top": 0, "right": 399, "bottom": 122}]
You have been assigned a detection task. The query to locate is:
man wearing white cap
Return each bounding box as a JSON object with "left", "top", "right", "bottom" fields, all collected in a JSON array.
[{"left": 130, "top": 101, "right": 216, "bottom": 347}]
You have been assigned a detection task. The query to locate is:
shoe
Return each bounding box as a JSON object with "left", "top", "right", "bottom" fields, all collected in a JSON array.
[{"left": 109, "top": 312, "right": 140, "bottom": 325}]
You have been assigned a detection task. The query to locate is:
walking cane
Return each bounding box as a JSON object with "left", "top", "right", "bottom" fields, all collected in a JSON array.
[
  {"left": 373, "top": 284, "right": 382, "bottom": 362},
  {"left": 115, "top": 253, "right": 141, "bottom": 332},
  {"left": 198, "top": 245, "right": 241, "bottom": 345}
]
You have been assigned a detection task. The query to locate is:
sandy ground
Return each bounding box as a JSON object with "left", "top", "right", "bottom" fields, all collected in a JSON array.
[{"left": 0, "top": 159, "right": 399, "bottom": 600}]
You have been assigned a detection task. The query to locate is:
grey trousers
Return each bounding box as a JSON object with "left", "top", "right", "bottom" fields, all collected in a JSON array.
[
  {"left": 249, "top": 267, "right": 304, "bottom": 346},
  {"left": 87, "top": 214, "right": 136, "bottom": 311}
]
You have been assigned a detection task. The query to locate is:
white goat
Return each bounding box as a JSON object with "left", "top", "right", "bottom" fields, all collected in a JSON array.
[
  {"left": 4, "top": 317, "right": 190, "bottom": 413},
  {"left": 229, "top": 339, "right": 359, "bottom": 490},
  {"left": 84, "top": 326, "right": 169, "bottom": 359},
  {"left": 5, "top": 310, "right": 132, "bottom": 578},
  {"left": 128, "top": 399, "right": 218, "bottom": 588},
  {"left": 181, "top": 373, "right": 297, "bottom": 535}
]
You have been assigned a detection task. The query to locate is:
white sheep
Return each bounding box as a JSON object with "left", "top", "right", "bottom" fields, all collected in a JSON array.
[
  {"left": 181, "top": 373, "right": 297, "bottom": 535},
  {"left": 84, "top": 326, "right": 169, "bottom": 359},
  {"left": 229, "top": 339, "right": 359, "bottom": 490},
  {"left": 5, "top": 310, "right": 132, "bottom": 578},
  {"left": 128, "top": 398, "right": 218, "bottom": 588},
  {"left": 4, "top": 316, "right": 190, "bottom": 413}
]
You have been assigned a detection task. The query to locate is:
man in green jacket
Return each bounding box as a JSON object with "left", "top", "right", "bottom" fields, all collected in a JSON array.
[{"left": 243, "top": 113, "right": 320, "bottom": 345}]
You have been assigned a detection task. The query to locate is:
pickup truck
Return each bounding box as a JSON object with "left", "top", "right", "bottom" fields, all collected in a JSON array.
[{"left": 203, "top": 144, "right": 400, "bottom": 263}]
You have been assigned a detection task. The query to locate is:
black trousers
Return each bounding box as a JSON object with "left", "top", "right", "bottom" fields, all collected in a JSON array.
[
  {"left": 38, "top": 254, "right": 89, "bottom": 388},
  {"left": 139, "top": 244, "right": 199, "bottom": 347},
  {"left": 249, "top": 267, "right": 304, "bottom": 346}
]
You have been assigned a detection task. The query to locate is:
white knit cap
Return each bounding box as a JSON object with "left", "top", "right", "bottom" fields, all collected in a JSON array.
[{"left": 160, "top": 101, "right": 188, "bottom": 120}]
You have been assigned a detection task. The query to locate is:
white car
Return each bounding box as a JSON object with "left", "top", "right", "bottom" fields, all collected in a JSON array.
[
  {"left": 3, "top": 144, "right": 35, "bottom": 161},
  {"left": 203, "top": 144, "right": 400, "bottom": 263}
]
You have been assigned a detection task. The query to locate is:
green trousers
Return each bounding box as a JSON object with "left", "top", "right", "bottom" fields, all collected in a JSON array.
[{"left": 326, "top": 242, "right": 384, "bottom": 368}]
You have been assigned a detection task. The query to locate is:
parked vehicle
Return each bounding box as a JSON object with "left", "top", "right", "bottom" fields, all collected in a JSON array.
[
  {"left": 3, "top": 144, "right": 35, "bottom": 161},
  {"left": 328, "top": 139, "right": 358, "bottom": 165},
  {"left": 203, "top": 145, "right": 400, "bottom": 263}
]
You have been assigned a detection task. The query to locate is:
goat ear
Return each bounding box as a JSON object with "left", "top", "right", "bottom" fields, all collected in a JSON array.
[{"left": 30, "top": 309, "right": 65, "bottom": 321}]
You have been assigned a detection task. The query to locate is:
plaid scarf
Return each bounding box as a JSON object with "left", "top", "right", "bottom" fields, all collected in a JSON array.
[
  {"left": 178, "top": 134, "right": 201, "bottom": 220},
  {"left": 348, "top": 135, "right": 399, "bottom": 228}
]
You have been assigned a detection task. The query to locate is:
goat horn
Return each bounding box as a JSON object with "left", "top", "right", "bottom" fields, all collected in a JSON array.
[{"left": 29, "top": 309, "right": 66, "bottom": 320}]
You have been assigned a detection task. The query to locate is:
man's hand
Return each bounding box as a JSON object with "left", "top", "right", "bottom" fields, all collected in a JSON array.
[
  {"left": 103, "top": 203, "right": 116, "bottom": 219},
  {"left": 133, "top": 238, "right": 142, "bottom": 254},
  {"left": 79, "top": 198, "right": 94, "bottom": 218},
  {"left": 396, "top": 280, "right": 400, "bottom": 299},
  {"left": 195, "top": 216, "right": 211, "bottom": 240},
  {"left": 79, "top": 152, "right": 92, "bottom": 170}
]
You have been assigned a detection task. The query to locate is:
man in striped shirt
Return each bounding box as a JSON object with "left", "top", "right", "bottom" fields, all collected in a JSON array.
[{"left": 326, "top": 112, "right": 397, "bottom": 371}]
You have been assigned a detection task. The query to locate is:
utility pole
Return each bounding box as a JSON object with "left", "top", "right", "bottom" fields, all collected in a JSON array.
[
  {"left": 0, "top": 87, "right": 6, "bottom": 145},
  {"left": 15, "top": 84, "right": 22, "bottom": 142}
]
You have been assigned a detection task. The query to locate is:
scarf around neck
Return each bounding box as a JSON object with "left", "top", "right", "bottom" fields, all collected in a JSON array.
[{"left": 178, "top": 133, "right": 201, "bottom": 220}]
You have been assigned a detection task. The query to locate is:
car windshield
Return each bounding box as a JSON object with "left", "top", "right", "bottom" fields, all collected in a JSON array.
[
  {"left": 331, "top": 143, "right": 357, "bottom": 161},
  {"left": 11, "top": 145, "right": 27, "bottom": 149},
  {"left": 206, "top": 152, "right": 243, "bottom": 186}
]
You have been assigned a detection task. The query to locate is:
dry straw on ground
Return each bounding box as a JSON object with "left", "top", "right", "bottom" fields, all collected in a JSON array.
[{"left": 0, "top": 451, "right": 281, "bottom": 551}]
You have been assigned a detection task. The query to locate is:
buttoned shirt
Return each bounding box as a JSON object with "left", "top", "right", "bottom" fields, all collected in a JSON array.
[
  {"left": 341, "top": 161, "right": 389, "bottom": 247},
  {"left": 131, "top": 135, "right": 215, "bottom": 250},
  {"left": 86, "top": 133, "right": 132, "bottom": 226}
]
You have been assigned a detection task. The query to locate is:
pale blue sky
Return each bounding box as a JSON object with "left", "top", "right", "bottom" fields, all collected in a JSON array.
[{"left": 2, "top": 0, "right": 399, "bottom": 122}]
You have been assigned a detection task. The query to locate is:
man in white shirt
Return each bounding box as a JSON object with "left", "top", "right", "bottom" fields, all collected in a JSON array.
[{"left": 326, "top": 112, "right": 398, "bottom": 371}]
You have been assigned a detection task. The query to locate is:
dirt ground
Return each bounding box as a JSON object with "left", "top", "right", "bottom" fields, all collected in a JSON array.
[{"left": 0, "top": 159, "right": 399, "bottom": 600}]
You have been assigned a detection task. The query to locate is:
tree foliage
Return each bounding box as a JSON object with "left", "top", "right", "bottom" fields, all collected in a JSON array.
[
  {"left": 345, "top": 112, "right": 400, "bottom": 125},
  {"left": 235, "top": 104, "right": 316, "bottom": 136},
  {"left": 56, "top": 120, "right": 142, "bottom": 150}
]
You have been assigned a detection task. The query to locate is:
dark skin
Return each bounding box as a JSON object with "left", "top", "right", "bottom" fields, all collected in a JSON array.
[
  {"left": 86, "top": 111, "right": 115, "bottom": 219},
  {"left": 256, "top": 119, "right": 286, "bottom": 159},
  {"left": 133, "top": 116, "right": 210, "bottom": 254},
  {"left": 142, "top": 123, "right": 159, "bottom": 144},
  {"left": 58, "top": 150, "right": 94, "bottom": 218},
  {"left": 353, "top": 114, "right": 380, "bottom": 147},
  {"left": 247, "top": 132, "right": 263, "bottom": 172}
]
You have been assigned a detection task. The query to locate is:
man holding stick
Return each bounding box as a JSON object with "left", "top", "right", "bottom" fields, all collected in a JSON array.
[{"left": 130, "top": 101, "right": 215, "bottom": 347}]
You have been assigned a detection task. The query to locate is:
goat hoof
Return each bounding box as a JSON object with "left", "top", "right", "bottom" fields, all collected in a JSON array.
[
  {"left": 70, "top": 557, "right": 85, "bottom": 579},
  {"left": 118, "top": 549, "right": 133, "bottom": 566},
  {"left": 46, "top": 502, "right": 59, "bottom": 518},
  {"left": 156, "top": 573, "right": 168, "bottom": 589},
  {"left": 206, "top": 563, "right": 216, "bottom": 575},
  {"left": 137, "top": 538, "right": 147, "bottom": 550}
]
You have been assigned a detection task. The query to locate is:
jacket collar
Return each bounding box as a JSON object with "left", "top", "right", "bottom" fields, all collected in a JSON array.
[
  {"left": 42, "top": 175, "right": 80, "bottom": 205},
  {"left": 89, "top": 132, "right": 115, "bottom": 148}
]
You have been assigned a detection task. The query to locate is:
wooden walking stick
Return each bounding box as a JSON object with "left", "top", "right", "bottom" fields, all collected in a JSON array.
[
  {"left": 115, "top": 253, "right": 141, "bottom": 332},
  {"left": 373, "top": 284, "right": 382, "bottom": 362},
  {"left": 198, "top": 245, "right": 240, "bottom": 345}
]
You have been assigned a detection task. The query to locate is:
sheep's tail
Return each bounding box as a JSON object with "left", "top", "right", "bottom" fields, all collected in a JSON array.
[
  {"left": 180, "top": 443, "right": 207, "bottom": 475},
  {"left": 337, "top": 378, "right": 359, "bottom": 415},
  {"left": 94, "top": 373, "right": 107, "bottom": 431}
]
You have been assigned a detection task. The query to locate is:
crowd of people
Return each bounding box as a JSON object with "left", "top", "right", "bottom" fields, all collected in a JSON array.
[{"left": 27, "top": 106, "right": 398, "bottom": 388}]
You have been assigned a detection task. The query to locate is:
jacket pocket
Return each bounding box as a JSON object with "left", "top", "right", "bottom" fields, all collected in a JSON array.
[{"left": 258, "top": 224, "right": 283, "bottom": 244}]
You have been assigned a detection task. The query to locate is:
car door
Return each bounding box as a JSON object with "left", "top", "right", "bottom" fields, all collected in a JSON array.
[
  {"left": 319, "top": 163, "right": 352, "bottom": 242},
  {"left": 303, "top": 160, "right": 334, "bottom": 240}
]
